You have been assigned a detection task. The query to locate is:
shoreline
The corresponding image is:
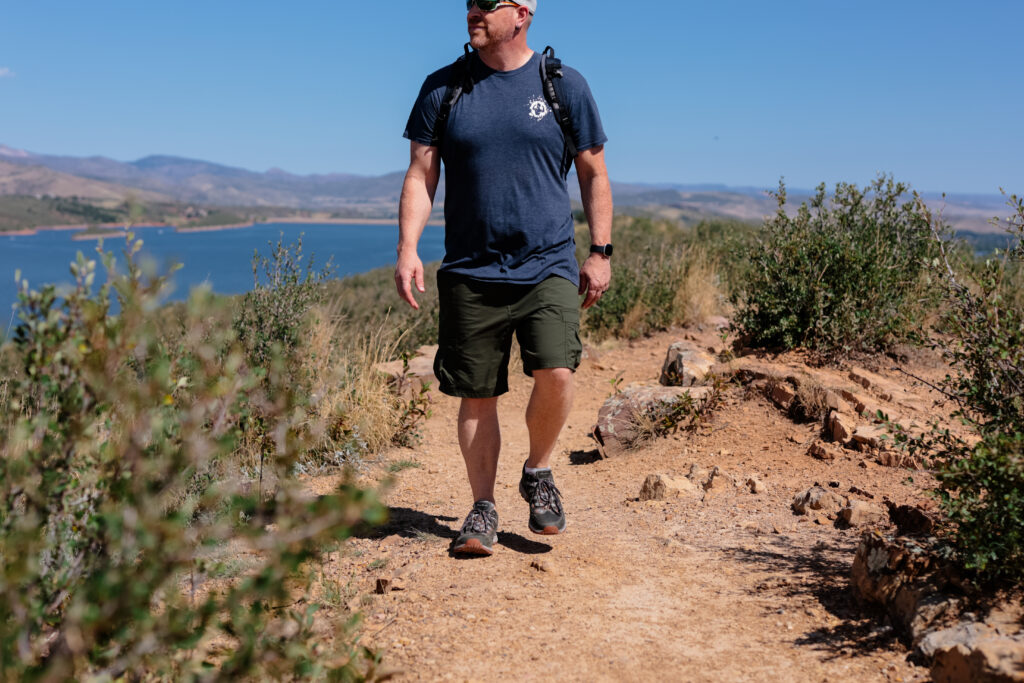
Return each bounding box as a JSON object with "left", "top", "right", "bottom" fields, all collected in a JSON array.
[{"left": 3, "top": 217, "right": 442, "bottom": 237}]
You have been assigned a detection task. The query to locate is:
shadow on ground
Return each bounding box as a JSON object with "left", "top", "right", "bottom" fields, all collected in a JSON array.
[
  {"left": 354, "top": 506, "right": 457, "bottom": 541},
  {"left": 355, "top": 506, "right": 554, "bottom": 557},
  {"left": 721, "top": 535, "right": 909, "bottom": 660},
  {"left": 569, "top": 448, "right": 602, "bottom": 465}
]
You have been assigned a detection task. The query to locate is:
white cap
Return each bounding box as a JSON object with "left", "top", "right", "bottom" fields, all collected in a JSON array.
[{"left": 517, "top": 0, "right": 537, "bottom": 13}]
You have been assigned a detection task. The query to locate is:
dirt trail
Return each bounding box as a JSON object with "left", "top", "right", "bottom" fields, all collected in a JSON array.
[{"left": 309, "top": 330, "right": 935, "bottom": 681}]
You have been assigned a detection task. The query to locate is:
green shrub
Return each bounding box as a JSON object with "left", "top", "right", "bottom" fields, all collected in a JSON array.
[
  {"left": 233, "top": 233, "right": 335, "bottom": 370},
  {"left": 891, "top": 195, "right": 1024, "bottom": 582},
  {"left": 733, "top": 177, "right": 938, "bottom": 356},
  {"left": 0, "top": 238, "right": 386, "bottom": 679}
]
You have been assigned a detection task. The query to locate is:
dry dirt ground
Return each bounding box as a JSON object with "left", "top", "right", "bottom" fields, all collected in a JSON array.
[{"left": 306, "top": 329, "right": 945, "bottom": 682}]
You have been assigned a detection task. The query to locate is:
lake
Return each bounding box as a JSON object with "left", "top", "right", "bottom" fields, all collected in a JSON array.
[{"left": 0, "top": 222, "right": 446, "bottom": 335}]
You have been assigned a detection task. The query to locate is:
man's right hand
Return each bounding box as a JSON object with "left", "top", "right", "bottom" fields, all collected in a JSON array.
[{"left": 395, "top": 250, "right": 426, "bottom": 309}]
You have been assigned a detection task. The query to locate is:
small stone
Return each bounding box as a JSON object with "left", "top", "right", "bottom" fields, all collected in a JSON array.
[
  {"left": 808, "top": 441, "right": 840, "bottom": 461},
  {"left": 639, "top": 474, "right": 700, "bottom": 501},
  {"left": 375, "top": 577, "right": 406, "bottom": 594},
  {"left": 746, "top": 476, "right": 768, "bottom": 494},
  {"left": 530, "top": 559, "right": 554, "bottom": 573},
  {"left": 659, "top": 341, "right": 717, "bottom": 387},
  {"left": 770, "top": 382, "right": 797, "bottom": 409},
  {"left": 849, "top": 485, "right": 875, "bottom": 499}
]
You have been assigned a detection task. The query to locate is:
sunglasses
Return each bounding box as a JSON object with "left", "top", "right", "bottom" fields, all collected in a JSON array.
[{"left": 466, "top": 0, "right": 520, "bottom": 11}]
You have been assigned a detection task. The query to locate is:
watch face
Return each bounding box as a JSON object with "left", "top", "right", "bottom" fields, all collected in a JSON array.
[{"left": 592, "top": 244, "right": 613, "bottom": 256}]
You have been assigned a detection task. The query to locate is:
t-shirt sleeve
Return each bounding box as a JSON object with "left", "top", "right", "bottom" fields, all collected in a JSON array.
[
  {"left": 561, "top": 66, "right": 608, "bottom": 154},
  {"left": 403, "top": 68, "right": 450, "bottom": 146}
]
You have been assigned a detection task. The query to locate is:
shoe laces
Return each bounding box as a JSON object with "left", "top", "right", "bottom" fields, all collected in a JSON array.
[
  {"left": 461, "top": 506, "right": 495, "bottom": 535},
  {"left": 531, "top": 478, "right": 563, "bottom": 515}
]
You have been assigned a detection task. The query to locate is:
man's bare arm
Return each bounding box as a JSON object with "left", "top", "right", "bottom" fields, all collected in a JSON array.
[
  {"left": 575, "top": 145, "right": 613, "bottom": 309},
  {"left": 396, "top": 141, "right": 441, "bottom": 309}
]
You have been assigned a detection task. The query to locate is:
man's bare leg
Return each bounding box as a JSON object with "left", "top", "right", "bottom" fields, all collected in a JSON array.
[
  {"left": 458, "top": 397, "right": 501, "bottom": 503},
  {"left": 525, "top": 367, "right": 575, "bottom": 469}
]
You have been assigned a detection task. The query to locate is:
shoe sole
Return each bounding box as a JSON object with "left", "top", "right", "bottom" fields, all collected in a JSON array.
[
  {"left": 452, "top": 538, "right": 494, "bottom": 556},
  {"left": 529, "top": 521, "right": 566, "bottom": 535}
]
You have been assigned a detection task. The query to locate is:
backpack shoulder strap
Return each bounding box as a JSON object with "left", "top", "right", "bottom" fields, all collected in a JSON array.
[
  {"left": 540, "top": 46, "right": 579, "bottom": 166},
  {"left": 430, "top": 43, "right": 475, "bottom": 148}
]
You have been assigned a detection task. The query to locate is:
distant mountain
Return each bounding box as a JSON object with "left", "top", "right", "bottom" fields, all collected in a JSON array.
[
  {"left": 0, "top": 159, "right": 169, "bottom": 203},
  {"left": 0, "top": 145, "right": 404, "bottom": 210},
  {"left": 0, "top": 144, "right": 1013, "bottom": 232}
]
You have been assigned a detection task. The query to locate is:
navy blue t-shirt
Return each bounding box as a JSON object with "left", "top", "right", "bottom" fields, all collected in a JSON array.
[{"left": 404, "top": 51, "right": 607, "bottom": 285}]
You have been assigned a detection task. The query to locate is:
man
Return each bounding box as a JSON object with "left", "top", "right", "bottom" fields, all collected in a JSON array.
[{"left": 395, "top": 0, "right": 613, "bottom": 556}]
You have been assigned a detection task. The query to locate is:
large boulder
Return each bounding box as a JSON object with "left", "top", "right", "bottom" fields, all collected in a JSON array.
[
  {"left": 592, "top": 382, "right": 712, "bottom": 457},
  {"left": 659, "top": 341, "right": 718, "bottom": 387}
]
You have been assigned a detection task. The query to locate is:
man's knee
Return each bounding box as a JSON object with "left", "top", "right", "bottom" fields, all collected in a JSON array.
[
  {"left": 532, "top": 367, "right": 574, "bottom": 390},
  {"left": 460, "top": 396, "right": 500, "bottom": 419}
]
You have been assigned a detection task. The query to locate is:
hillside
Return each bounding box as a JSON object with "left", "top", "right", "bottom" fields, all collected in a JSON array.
[
  {"left": 0, "top": 160, "right": 168, "bottom": 203},
  {"left": 0, "top": 144, "right": 1015, "bottom": 233}
]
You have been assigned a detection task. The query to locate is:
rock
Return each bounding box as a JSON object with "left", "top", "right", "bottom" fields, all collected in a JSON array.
[
  {"left": 886, "top": 502, "right": 938, "bottom": 536},
  {"left": 928, "top": 625, "right": 1024, "bottom": 683},
  {"left": 851, "top": 532, "right": 939, "bottom": 607},
  {"left": 530, "top": 559, "right": 555, "bottom": 573},
  {"left": 686, "top": 464, "right": 710, "bottom": 486},
  {"left": 849, "top": 485, "right": 875, "bottom": 499},
  {"left": 639, "top": 474, "right": 700, "bottom": 501},
  {"left": 838, "top": 500, "right": 887, "bottom": 528},
  {"left": 823, "top": 390, "right": 843, "bottom": 412},
  {"left": 592, "top": 383, "right": 713, "bottom": 457},
  {"left": 808, "top": 440, "right": 841, "bottom": 461},
  {"left": 770, "top": 382, "right": 797, "bottom": 410},
  {"left": 853, "top": 425, "right": 887, "bottom": 449},
  {"left": 792, "top": 486, "right": 844, "bottom": 515},
  {"left": 702, "top": 466, "right": 734, "bottom": 498},
  {"left": 659, "top": 341, "right": 718, "bottom": 387},
  {"left": 375, "top": 577, "right": 406, "bottom": 594},
  {"left": 829, "top": 410, "right": 857, "bottom": 444},
  {"left": 746, "top": 476, "right": 768, "bottom": 494}
]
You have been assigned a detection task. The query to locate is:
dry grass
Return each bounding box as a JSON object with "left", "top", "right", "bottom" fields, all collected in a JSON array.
[
  {"left": 300, "top": 306, "right": 404, "bottom": 465},
  {"left": 674, "top": 248, "right": 727, "bottom": 326}
]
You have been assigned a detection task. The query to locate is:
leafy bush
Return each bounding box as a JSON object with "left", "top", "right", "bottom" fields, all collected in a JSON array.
[
  {"left": 0, "top": 238, "right": 386, "bottom": 679},
  {"left": 733, "top": 177, "right": 937, "bottom": 356},
  {"left": 233, "top": 233, "right": 335, "bottom": 370},
  {"left": 891, "top": 195, "right": 1024, "bottom": 582}
]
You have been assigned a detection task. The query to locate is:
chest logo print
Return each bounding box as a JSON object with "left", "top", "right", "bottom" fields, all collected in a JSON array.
[{"left": 527, "top": 96, "right": 550, "bottom": 121}]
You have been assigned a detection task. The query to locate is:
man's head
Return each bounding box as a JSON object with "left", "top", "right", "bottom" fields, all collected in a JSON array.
[{"left": 466, "top": 0, "right": 534, "bottom": 51}]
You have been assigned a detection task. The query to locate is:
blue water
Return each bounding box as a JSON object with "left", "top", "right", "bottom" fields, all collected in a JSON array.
[{"left": 0, "top": 222, "right": 445, "bottom": 335}]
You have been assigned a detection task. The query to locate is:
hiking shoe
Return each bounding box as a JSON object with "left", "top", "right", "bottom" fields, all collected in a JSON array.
[
  {"left": 452, "top": 500, "right": 499, "bottom": 556},
  {"left": 519, "top": 463, "right": 566, "bottom": 535}
]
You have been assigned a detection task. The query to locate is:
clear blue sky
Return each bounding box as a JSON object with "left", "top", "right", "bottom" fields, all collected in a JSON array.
[{"left": 1, "top": 1, "right": 1021, "bottom": 194}]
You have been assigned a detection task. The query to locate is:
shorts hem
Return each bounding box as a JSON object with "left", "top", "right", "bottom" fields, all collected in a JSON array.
[{"left": 439, "top": 384, "right": 509, "bottom": 399}]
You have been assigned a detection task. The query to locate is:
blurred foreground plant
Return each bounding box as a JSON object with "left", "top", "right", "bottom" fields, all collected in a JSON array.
[
  {"left": 890, "top": 195, "right": 1024, "bottom": 582},
  {"left": 0, "top": 237, "right": 386, "bottom": 680}
]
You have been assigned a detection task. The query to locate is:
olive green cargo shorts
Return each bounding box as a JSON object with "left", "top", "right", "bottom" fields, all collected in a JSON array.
[{"left": 434, "top": 273, "right": 583, "bottom": 398}]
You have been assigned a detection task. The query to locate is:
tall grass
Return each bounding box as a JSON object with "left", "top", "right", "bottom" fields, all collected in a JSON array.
[{"left": 576, "top": 216, "right": 748, "bottom": 341}]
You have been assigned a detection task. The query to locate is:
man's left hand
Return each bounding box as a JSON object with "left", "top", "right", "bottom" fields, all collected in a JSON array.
[{"left": 579, "top": 254, "right": 611, "bottom": 309}]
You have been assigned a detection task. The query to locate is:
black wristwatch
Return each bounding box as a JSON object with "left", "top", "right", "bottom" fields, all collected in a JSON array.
[{"left": 589, "top": 243, "right": 613, "bottom": 257}]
